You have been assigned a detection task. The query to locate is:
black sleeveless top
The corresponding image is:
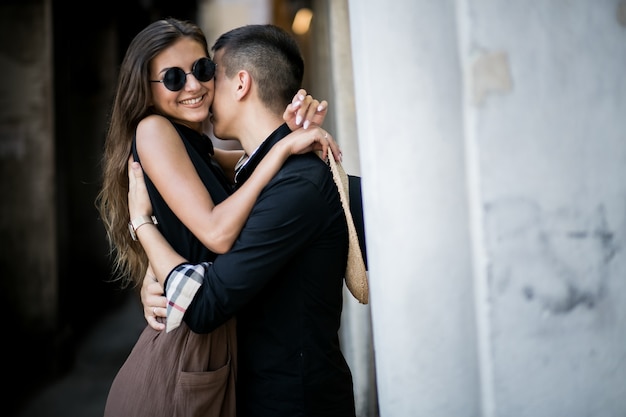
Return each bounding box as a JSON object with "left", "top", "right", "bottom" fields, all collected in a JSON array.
[{"left": 131, "top": 122, "right": 234, "bottom": 263}]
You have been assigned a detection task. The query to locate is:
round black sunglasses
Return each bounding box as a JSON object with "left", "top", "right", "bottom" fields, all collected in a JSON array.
[{"left": 150, "top": 57, "right": 216, "bottom": 91}]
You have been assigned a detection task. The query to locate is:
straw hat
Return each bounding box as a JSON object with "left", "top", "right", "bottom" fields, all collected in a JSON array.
[{"left": 328, "top": 148, "right": 369, "bottom": 304}]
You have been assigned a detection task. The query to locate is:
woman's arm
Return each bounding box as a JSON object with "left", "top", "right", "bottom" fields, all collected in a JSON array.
[
  {"left": 210, "top": 89, "right": 330, "bottom": 179},
  {"left": 137, "top": 114, "right": 339, "bottom": 255}
]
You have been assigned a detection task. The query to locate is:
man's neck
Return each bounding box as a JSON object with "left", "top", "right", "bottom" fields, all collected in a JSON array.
[
  {"left": 233, "top": 123, "right": 292, "bottom": 187},
  {"left": 236, "top": 108, "right": 284, "bottom": 155}
]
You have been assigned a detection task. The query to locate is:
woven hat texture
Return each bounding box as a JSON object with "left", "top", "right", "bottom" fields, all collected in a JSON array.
[{"left": 328, "top": 148, "right": 369, "bottom": 304}]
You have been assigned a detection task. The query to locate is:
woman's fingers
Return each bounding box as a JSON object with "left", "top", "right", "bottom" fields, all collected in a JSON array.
[{"left": 284, "top": 89, "right": 329, "bottom": 130}]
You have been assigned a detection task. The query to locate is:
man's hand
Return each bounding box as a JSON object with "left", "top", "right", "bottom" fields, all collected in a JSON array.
[
  {"left": 141, "top": 265, "right": 167, "bottom": 331},
  {"left": 128, "top": 156, "right": 154, "bottom": 220},
  {"left": 284, "top": 89, "right": 328, "bottom": 131}
]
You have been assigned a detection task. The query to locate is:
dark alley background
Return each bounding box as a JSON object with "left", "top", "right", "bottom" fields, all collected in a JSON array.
[{"left": 1, "top": 0, "right": 309, "bottom": 415}]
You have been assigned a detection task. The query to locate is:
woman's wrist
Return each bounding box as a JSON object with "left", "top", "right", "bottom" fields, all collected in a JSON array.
[
  {"left": 275, "top": 138, "right": 291, "bottom": 160},
  {"left": 128, "top": 215, "right": 158, "bottom": 241},
  {"left": 136, "top": 221, "right": 158, "bottom": 240}
]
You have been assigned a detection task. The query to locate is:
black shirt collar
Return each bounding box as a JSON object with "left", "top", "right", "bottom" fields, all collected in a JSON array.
[{"left": 234, "top": 123, "right": 292, "bottom": 187}]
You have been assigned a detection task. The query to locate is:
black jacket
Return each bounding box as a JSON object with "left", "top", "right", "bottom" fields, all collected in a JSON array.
[{"left": 185, "top": 123, "right": 356, "bottom": 417}]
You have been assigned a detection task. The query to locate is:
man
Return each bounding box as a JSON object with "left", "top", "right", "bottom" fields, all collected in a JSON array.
[{"left": 128, "top": 24, "right": 356, "bottom": 417}]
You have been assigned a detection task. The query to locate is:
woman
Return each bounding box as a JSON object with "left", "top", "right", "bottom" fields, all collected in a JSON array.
[{"left": 96, "top": 18, "right": 337, "bottom": 417}]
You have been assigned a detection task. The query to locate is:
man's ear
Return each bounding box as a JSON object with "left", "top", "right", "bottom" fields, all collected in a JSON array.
[{"left": 235, "top": 70, "right": 252, "bottom": 100}]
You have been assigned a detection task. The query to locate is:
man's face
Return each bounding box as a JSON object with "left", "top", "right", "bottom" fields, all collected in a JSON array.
[{"left": 209, "top": 50, "right": 238, "bottom": 141}]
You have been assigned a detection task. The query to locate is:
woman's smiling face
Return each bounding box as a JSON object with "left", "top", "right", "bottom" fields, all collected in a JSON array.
[{"left": 149, "top": 37, "right": 215, "bottom": 132}]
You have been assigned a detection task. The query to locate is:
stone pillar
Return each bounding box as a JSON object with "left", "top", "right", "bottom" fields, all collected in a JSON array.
[
  {"left": 0, "top": 0, "right": 58, "bottom": 408},
  {"left": 348, "top": 1, "right": 626, "bottom": 416},
  {"left": 347, "top": 1, "right": 481, "bottom": 416},
  {"left": 311, "top": 0, "right": 378, "bottom": 415}
]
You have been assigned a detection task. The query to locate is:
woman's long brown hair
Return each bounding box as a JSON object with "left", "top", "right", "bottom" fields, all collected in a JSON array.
[{"left": 95, "top": 18, "right": 209, "bottom": 288}]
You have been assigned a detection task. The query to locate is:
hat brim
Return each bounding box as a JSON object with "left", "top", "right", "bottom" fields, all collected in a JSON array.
[{"left": 328, "top": 148, "right": 369, "bottom": 304}]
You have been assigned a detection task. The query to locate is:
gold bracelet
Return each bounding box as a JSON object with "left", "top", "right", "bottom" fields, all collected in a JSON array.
[{"left": 128, "top": 215, "right": 158, "bottom": 241}]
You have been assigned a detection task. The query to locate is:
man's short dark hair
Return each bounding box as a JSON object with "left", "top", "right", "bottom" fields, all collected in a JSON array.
[{"left": 212, "top": 24, "right": 304, "bottom": 115}]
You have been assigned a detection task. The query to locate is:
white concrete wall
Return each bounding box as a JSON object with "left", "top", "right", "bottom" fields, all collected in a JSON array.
[
  {"left": 348, "top": 0, "right": 626, "bottom": 416},
  {"left": 458, "top": 1, "right": 626, "bottom": 416}
]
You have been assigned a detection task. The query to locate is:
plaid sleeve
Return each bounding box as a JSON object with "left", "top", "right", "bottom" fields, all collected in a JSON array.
[{"left": 164, "top": 262, "right": 210, "bottom": 333}]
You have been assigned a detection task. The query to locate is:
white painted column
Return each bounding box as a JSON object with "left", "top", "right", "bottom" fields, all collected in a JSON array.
[
  {"left": 348, "top": 1, "right": 626, "bottom": 416},
  {"left": 323, "top": 2, "right": 378, "bottom": 416},
  {"left": 347, "top": 1, "right": 481, "bottom": 416}
]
